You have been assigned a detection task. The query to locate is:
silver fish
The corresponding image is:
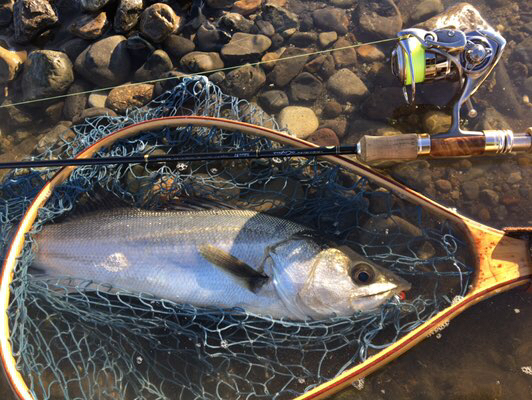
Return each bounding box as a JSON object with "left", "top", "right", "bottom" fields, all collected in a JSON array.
[{"left": 31, "top": 208, "right": 410, "bottom": 320}]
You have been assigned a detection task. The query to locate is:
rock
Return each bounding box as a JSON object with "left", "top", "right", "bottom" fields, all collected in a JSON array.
[
  {"left": 133, "top": 49, "right": 173, "bottom": 82},
  {"left": 360, "top": 214, "right": 422, "bottom": 244},
  {"left": 222, "top": 64, "right": 266, "bottom": 99},
  {"left": 513, "top": 37, "right": 532, "bottom": 65},
  {"left": 232, "top": 0, "right": 262, "bottom": 16},
  {"left": 13, "top": 0, "right": 58, "bottom": 43},
  {"left": 491, "top": 62, "right": 525, "bottom": 118},
  {"left": 63, "top": 79, "right": 91, "bottom": 120},
  {"left": 196, "top": 21, "right": 231, "bottom": 51},
  {"left": 35, "top": 122, "right": 75, "bottom": 154},
  {"left": 220, "top": 12, "right": 254, "bottom": 33},
  {"left": 312, "top": 8, "right": 349, "bottom": 35},
  {"left": 154, "top": 70, "right": 186, "bottom": 96},
  {"left": 0, "top": 46, "right": 24, "bottom": 83},
  {"left": 139, "top": 3, "right": 181, "bottom": 43},
  {"left": 332, "top": 36, "right": 357, "bottom": 67},
  {"left": 480, "top": 189, "right": 499, "bottom": 206},
  {"left": 355, "top": 0, "right": 402, "bottom": 40},
  {"left": 206, "top": 0, "right": 234, "bottom": 8},
  {"left": 327, "top": 69, "right": 368, "bottom": 101},
  {"left": 258, "top": 90, "right": 289, "bottom": 113},
  {"left": 75, "top": 35, "right": 132, "bottom": 87},
  {"left": 415, "top": 3, "right": 492, "bottom": 32},
  {"left": 493, "top": 205, "right": 508, "bottom": 221},
  {"left": 163, "top": 34, "right": 195, "bottom": 61},
  {"left": 331, "top": 0, "right": 356, "bottom": 7},
  {"left": 289, "top": 32, "right": 318, "bottom": 47},
  {"left": 475, "top": 107, "right": 512, "bottom": 131},
  {"left": 278, "top": 106, "right": 319, "bottom": 139},
  {"left": 262, "top": 3, "right": 299, "bottom": 32},
  {"left": 221, "top": 32, "right": 271, "bottom": 64},
  {"left": 0, "top": 0, "right": 13, "bottom": 27},
  {"left": 105, "top": 84, "right": 154, "bottom": 114},
  {"left": 21, "top": 50, "right": 74, "bottom": 101},
  {"left": 361, "top": 86, "right": 406, "bottom": 121},
  {"left": 80, "top": 0, "right": 110, "bottom": 12},
  {"left": 88, "top": 92, "right": 107, "bottom": 108},
  {"left": 59, "top": 38, "right": 90, "bottom": 62},
  {"left": 435, "top": 179, "right": 452, "bottom": 193},
  {"left": 524, "top": 76, "right": 532, "bottom": 96},
  {"left": 268, "top": 47, "right": 308, "bottom": 87},
  {"left": 72, "top": 107, "right": 118, "bottom": 124},
  {"left": 254, "top": 20, "right": 275, "bottom": 36},
  {"left": 322, "top": 100, "right": 342, "bottom": 118},
  {"left": 356, "top": 45, "right": 385, "bottom": 62},
  {"left": 320, "top": 117, "right": 347, "bottom": 138},
  {"left": 462, "top": 181, "right": 479, "bottom": 200},
  {"left": 319, "top": 31, "right": 337, "bottom": 48},
  {"left": 69, "top": 11, "right": 108, "bottom": 40},
  {"left": 208, "top": 71, "right": 225, "bottom": 86},
  {"left": 423, "top": 111, "right": 451, "bottom": 134},
  {"left": 289, "top": 72, "right": 322, "bottom": 102},
  {"left": 114, "top": 0, "right": 143, "bottom": 33},
  {"left": 507, "top": 171, "right": 522, "bottom": 184},
  {"left": 126, "top": 33, "right": 156, "bottom": 68},
  {"left": 408, "top": 0, "right": 443, "bottom": 24},
  {"left": 391, "top": 160, "right": 431, "bottom": 190},
  {"left": 304, "top": 54, "right": 335, "bottom": 79},
  {"left": 269, "top": 33, "right": 283, "bottom": 49},
  {"left": 260, "top": 47, "right": 284, "bottom": 70},
  {"left": 307, "top": 128, "right": 339, "bottom": 146},
  {"left": 180, "top": 51, "right": 223, "bottom": 72}
]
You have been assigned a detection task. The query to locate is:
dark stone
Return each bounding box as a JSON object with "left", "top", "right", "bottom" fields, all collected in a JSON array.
[
  {"left": 114, "top": 0, "right": 143, "bottom": 33},
  {"left": 361, "top": 86, "right": 407, "bottom": 121},
  {"left": 332, "top": 36, "right": 357, "bottom": 67},
  {"left": 322, "top": 100, "right": 342, "bottom": 118},
  {"left": 435, "top": 179, "right": 452, "bottom": 193},
  {"left": 391, "top": 160, "right": 431, "bottom": 190},
  {"left": 258, "top": 90, "right": 289, "bottom": 113},
  {"left": 312, "top": 8, "right": 349, "bottom": 35},
  {"left": 269, "top": 33, "right": 284, "bottom": 50},
  {"left": 254, "top": 20, "right": 275, "bottom": 37},
  {"left": 195, "top": 21, "right": 231, "bottom": 51},
  {"left": 13, "top": 0, "right": 58, "bottom": 43},
  {"left": 163, "top": 34, "right": 195, "bottom": 62},
  {"left": 262, "top": 3, "right": 299, "bottom": 32},
  {"left": 289, "top": 32, "right": 318, "bottom": 48},
  {"left": 222, "top": 64, "right": 266, "bottom": 99},
  {"left": 289, "top": 72, "right": 323, "bottom": 102},
  {"left": 63, "top": 79, "right": 91, "bottom": 121},
  {"left": 133, "top": 49, "right": 173, "bottom": 82},
  {"left": 462, "top": 181, "right": 480, "bottom": 200},
  {"left": 268, "top": 47, "right": 308, "bottom": 87},
  {"left": 307, "top": 128, "right": 339, "bottom": 146},
  {"left": 319, "top": 118, "right": 347, "bottom": 138},
  {"left": 220, "top": 12, "right": 254, "bottom": 33},
  {"left": 154, "top": 70, "right": 186, "bottom": 96},
  {"left": 480, "top": 189, "right": 500, "bottom": 206},
  {"left": 304, "top": 54, "right": 335, "bottom": 79},
  {"left": 139, "top": 3, "right": 180, "bottom": 43},
  {"left": 208, "top": 71, "right": 225, "bottom": 86},
  {"left": 221, "top": 32, "right": 271, "bottom": 64},
  {"left": 126, "top": 33, "right": 156, "bottom": 68},
  {"left": 327, "top": 68, "right": 368, "bottom": 101},
  {"left": 69, "top": 11, "right": 109, "bottom": 40},
  {"left": 513, "top": 37, "right": 532, "bottom": 65},
  {"left": 180, "top": 51, "right": 224, "bottom": 73},
  {"left": 355, "top": 0, "right": 403, "bottom": 40},
  {"left": 80, "top": 0, "right": 110, "bottom": 12},
  {"left": 58, "top": 38, "right": 90, "bottom": 62},
  {"left": 0, "top": 0, "right": 13, "bottom": 27},
  {"left": 72, "top": 106, "right": 118, "bottom": 124}
]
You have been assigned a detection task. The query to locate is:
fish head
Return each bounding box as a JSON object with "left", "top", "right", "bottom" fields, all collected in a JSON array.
[{"left": 296, "top": 246, "right": 411, "bottom": 319}]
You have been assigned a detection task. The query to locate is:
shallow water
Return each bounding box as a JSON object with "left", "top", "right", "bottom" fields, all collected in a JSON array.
[{"left": 0, "top": 0, "right": 530, "bottom": 399}]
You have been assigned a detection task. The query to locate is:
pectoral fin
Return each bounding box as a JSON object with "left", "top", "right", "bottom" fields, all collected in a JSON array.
[{"left": 199, "top": 245, "right": 269, "bottom": 293}]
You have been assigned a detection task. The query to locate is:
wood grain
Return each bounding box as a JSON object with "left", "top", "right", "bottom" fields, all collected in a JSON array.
[{"left": 430, "top": 136, "right": 486, "bottom": 157}]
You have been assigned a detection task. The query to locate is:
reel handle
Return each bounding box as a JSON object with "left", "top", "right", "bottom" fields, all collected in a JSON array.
[{"left": 358, "top": 129, "right": 532, "bottom": 163}]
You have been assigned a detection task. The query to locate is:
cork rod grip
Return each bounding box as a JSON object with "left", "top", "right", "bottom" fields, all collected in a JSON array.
[{"left": 358, "top": 134, "right": 419, "bottom": 163}]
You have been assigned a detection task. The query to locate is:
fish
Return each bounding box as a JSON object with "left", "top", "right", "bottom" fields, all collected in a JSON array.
[{"left": 31, "top": 207, "right": 411, "bottom": 320}]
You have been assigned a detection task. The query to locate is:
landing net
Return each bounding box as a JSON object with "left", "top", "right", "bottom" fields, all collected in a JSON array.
[{"left": 0, "top": 77, "right": 473, "bottom": 399}]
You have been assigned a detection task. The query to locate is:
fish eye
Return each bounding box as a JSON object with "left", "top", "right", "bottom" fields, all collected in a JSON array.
[{"left": 350, "top": 263, "right": 375, "bottom": 285}]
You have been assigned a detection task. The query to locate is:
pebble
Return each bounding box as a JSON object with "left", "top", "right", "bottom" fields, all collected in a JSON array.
[
  {"left": 360, "top": 215, "right": 422, "bottom": 244},
  {"left": 435, "top": 179, "right": 452, "bottom": 193},
  {"left": 13, "top": 0, "right": 58, "bottom": 43},
  {"left": 267, "top": 47, "right": 308, "bottom": 87},
  {"left": 163, "top": 34, "right": 195, "bottom": 61},
  {"left": 258, "top": 90, "right": 289, "bottom": 113},
  {"left": 480, "top": 189, "right": 499, "bottom": 206},
  {"left": 22, "top": 50, "right": 74, "bottom": 101},
  {"left": 0, "top": 46, "right": 24, "bottom": 83},
  {"left": 139, "top": 3, "right": 181, "bottom": 43},
  {"left": 391, "top": 160, "right": 431, "bottom": 190},
  {"left": 307, "top": 128, "right": 339, "bottom": 146},
  {"left": 75, "top": 35, "right": 132, "bottom": 87},
  {"left": 254, "top": 20, "right": 275, "bottom": 37},
  {"left": 289, "top": 72, "right": 322, "bottom": 102},
  {"left": 196, "top": 21, "right": 231, "bottom": 51},
  {"left": 206, "top": 0, "right": 234, "bottom": 9},
  {"left": 332, "top": 36, "right": 357, "bottom": 68},
  {"left": 260, "top": 47, "right": 284, "bottom": 70},
  {"left": 312, "top": 8, "right": 349, "bottom": 35},
  {"left": 126, "top": 34, "right": 156, "bottom": 68},
  {"left": 220, "top": 12, "right": 254, "bottom": 33},
  {"left": 322, "top": 100, "right": 342, "bottom": 118},
  {"left": 356, "top": 45, "right": 385, "bottom": 62},
  {"left": 222, "top": 64, "right": 266, "bottom": 99},
  {"left": 133, "top": 49, "right": 173, "bottom": 82},
  {"left": 478, "top": 208, "right": 491, "bottom": 222},
  {"left": 69, "top": 11, "right": 109, "bottom": 40},
  {"left": 355, "top": 0, "right": 402, "bottom": 40},
  {"left": 105, "top": 83, "right": 154, "bottom": 114},
  {"left": 72, "top": 107, "right": 117, "bottom": 124},
  {"left": 320, "top": 117, "right": 347, "bottom": 138},
  {"left": 410, "top": 0, "right": 443, "bottom": 24},
  {"left": 180, "top": 51, "right": 224, "bottom": 73},
  {"left": 501, "top": 194, "right": 520, "bottom": 207},
  {"left": 221, "top": 33, "right": 272, "bottom": 64},
  {"left": 327, "top": 68, "right": 368, "bottom": 101},
  {"left": 0, "top": 1, "right": 13, "bottom": 27},
  {"left": 423, "top": 111, "right": 452, "bottom": 134},
  {"left": 59, "top": 38, "right": 90, "bottom": 62},
  {"left": 331, "top": 0, "right": 356, "bottom": 7},
  {"left": 80, "top": 0, "right": 110, "bottom": 12},
  {"left": 63, "top": 79, "right": 91, "bottom": 121},
  {"left": 361, "top": 86, "right": 405, "bottom": 121},
  {"left": 513, "top": 37, "right": 531, "bottom": 65},
  {"left": 289, "top": 32, "right": 318, "bottom": 48},
  {"left": 114, "top": 0, "right": 143, "bottom": 33},
  {"left": 304, "top": 54, "right": 335, "bottom": 79},
  {"left": 278, "top": 106, "right": 319, "bottom": 139},
  {"left": 507, "top": 172, "right": 522, "bottom": 184},
  {"left": 262, "top": 3, "right": 299, "bottom": 32},
  {"left": 88, "top": 92, "right": 107, "bottom": 108},
  {"left": 232, "top": 0, "right": 262, "bottom": 15},
  {"left": 462, "top": 181, "right": 480, "bottom": 200},
  {"left": 493, "top": 205, "right": 508, "bottom": 221},
  {"left": 318, "top": 31, "right": 337, "bottom": 48}
]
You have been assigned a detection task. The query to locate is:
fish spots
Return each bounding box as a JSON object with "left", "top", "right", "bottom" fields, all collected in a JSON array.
[{"left": 98, "top": 252, "right": 130, "bottom": 272}]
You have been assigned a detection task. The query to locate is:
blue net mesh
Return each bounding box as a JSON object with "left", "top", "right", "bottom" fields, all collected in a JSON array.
[{"left": 0, "top": 77, "right": 473, "bottom": 399}]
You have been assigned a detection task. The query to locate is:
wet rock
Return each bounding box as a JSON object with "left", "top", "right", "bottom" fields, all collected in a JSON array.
[
  {"left": 312, "top": 8, "right": 348, "bottom": 35},
  {"left": 260, "top": 47, "right": 285, "bottom": 70},
  {"left": 126, "top": 33, "right": 156, "bottom": 68},
  {"left": 88, "top": 92, "right": 107, "bottom": 108},
  {"left": 208, "top": 71, "right": 225, "bottom": 86},
  {"left": 398, "top": 0, "right": 443, "bottom": 25},
  {"left": 222, "top": 64, "right": 266, "bottom": 99},
  {"left": 75, "top": 35, "right": 132, "bottom": 87},
  {"left": 475, "top": 107, "right": 512, "bottom": 131},
  {"left": 221, "top": 32, "right": 271, "bottom": 64},
  {"left": 513, "top": 37, "right": 532, "bottom": 65},
  {"left": 105, "top": 83, "right": 154, "bottom": 114},
  {"left": 269, "top": 33, "right": 284, "bottom": 49},
  {"left": 80, "top": 0, "right": 110, "bottom": 12},
  {"left": 361, "top": 86, "right": 406, "bottom": 121},
  {"left": 332, "top": 36, "right": 357, "bottom": 68},
  {"left": 0, "top": 46, "right": 24, "bottom": 83},
  {"left": 220, "top": 12, "right": 254, "bottom": 33},
  {"left": 69, "top": 11, "right": 108, "bottom": 40},
  {"left": 206, "top": 0, "right": 234, "bottom": 8},
  {"left": 35, "top": 122, "right": 75, "bottom": 154},
  {"left": 59, "top": 38, "right": 90, "bottom": 62},
  {"left": 422, "top": 110, "right": 451, "bottom": 134},
  {"left": 507, "top": 171, "right": 522, "bottom": 184},
  {"left": 72, "top": 106, "right": 118, "bottom": 124},
  {"left": 435, "top": 179, "right": 452, "bottom": 193},
  {"left": 289, "top": 32, "right": 318, "bottom": 48},
  {"left": 491, "top": 62, "right": 525, "bottom": 118},
  {"left": 258, "top": 90, "right": 289, "bottom": 113},
  {"left": 180, "top": 51, "right": 223, "bottom": 72},
  {"left": 268, "top": 47, "right": 308, "bottom": 87},
  {"left": 196, "top": 21, "right": 231, "bottom": 51},
  {"left": 133, "top": 49, "right": 173, "bottom": 82},
  {"left": 322, "top": 100, "right": 342, "bottom": 118},
  {"left": 154, "top": 70, "right": 186, "bottom": 96},
  {"left": 480, "top": 189, "right": 499, "bottom": 206},
  {"left": 493, "top": 205, "right": 508, "bottom": 221},
  {"left": 289, "top": 72, "right": 322, "bottom": 102},
  {"left": 262, "top": 3, "right": 299, "bottom": 32},
  {"left": 318, "top": 31, "right": 337, "bottom": 48},
  {"left": 278, "top": 106, "right": 319, "bottom": 139},
  {"left": 391, "top": 160, "right": 431, "bottom": 190},
  {"left": 307, "top": 128, "right": 339, "bottom": 146},
  {"left": 360, "top": 214, "right": 422, "bottom": 244},
  {"left": 139, "top": 3, "right": 181, "bottom": 43},
  {"left": 416, "top": 241, "right": 436, "bottom": 260},
  {"left": 0, "top": 0, "right": 13, "bottom": 27},
  {"left": 243, "top": 177, "right": 302, "bottom": 215},
  {"left": 478, "top": 207, "right": 490, "bottom": 222},
  {"left": 524, "top": 77, "right": 532, "bottom": 96},
  {"left": 355, "top": 0, "right": 402, "bottom": 40},
  {"left": 114, "top": 0, "right": 143, "bottom": 33},
  {"left": 415, "top": 3, "right": 491, "bottom": 31},
  {"left": 13, "top": 0, "right": 58, "bottom": 43},
  {"left": 22, "top": 50, "right": 73, "bottom": 101},
  {"left": 163, "top": 34, "right": 195, "bottom": 61},
  {"left": 327, "top": 69, "right": 368, "bottom": 101},
  {"left": 232, "top": 0, "right": 262, "bottom": 16},
  {"left": 331, "top": 0, "right": 356, "bottom": 7},
  {"left": 462, "top": 181, "right": 479, "bottom": 200},
  {"left": 304, "top": 54, "right": 335, "bottom": 79},
  {"left": 254, "top": 20, "right": 275, "bottom": 36},
  {"left": 356, "top": 45, "right": 385, "bottom": 62},
  {"left": 63, "top": 79, "right": 91, "bottom": 120},
  {"left": 320, "top": 117, "right": 347, "bottom": 138}
]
